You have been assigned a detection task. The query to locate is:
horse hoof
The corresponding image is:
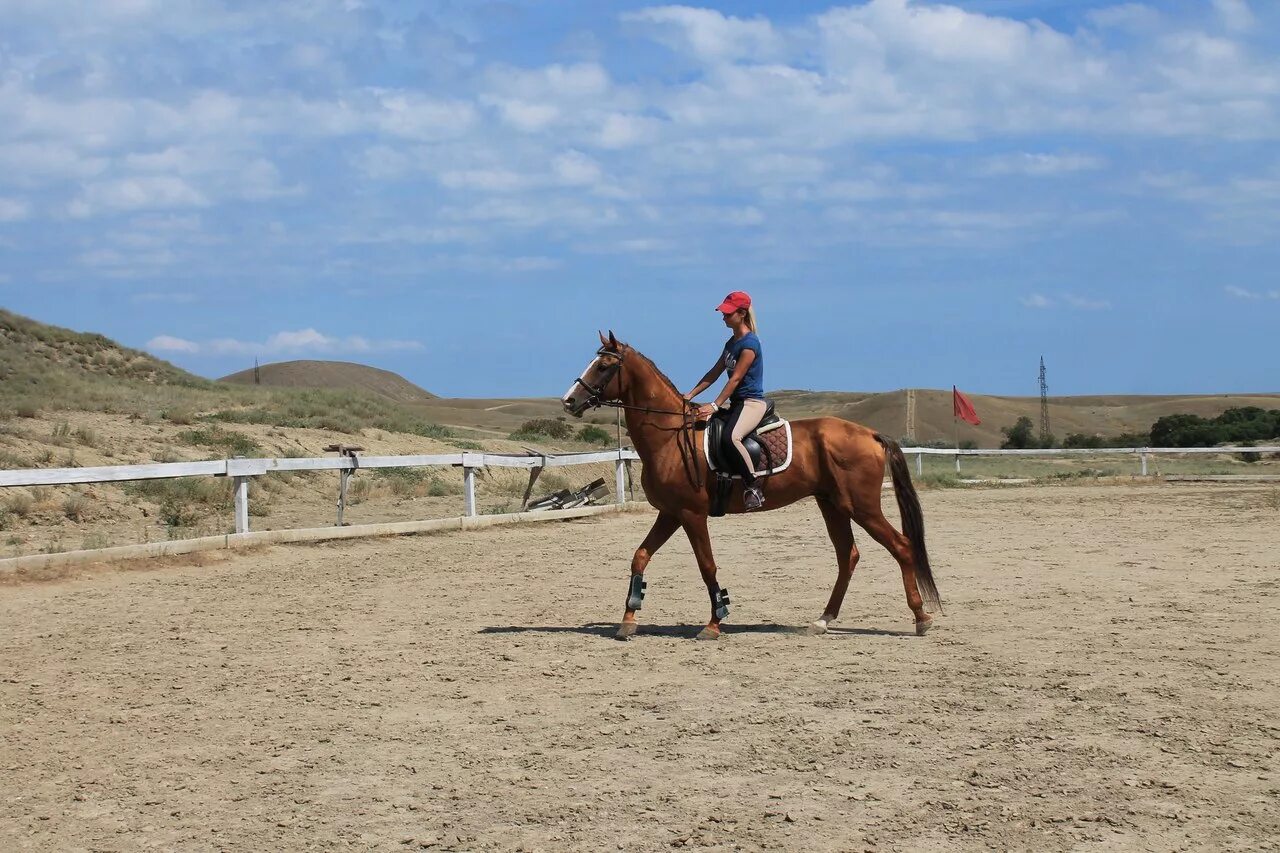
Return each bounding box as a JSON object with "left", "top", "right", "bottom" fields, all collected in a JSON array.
[
  {"left": 804, "top": 619, "right": 830, "bottom": 635},
  {"left": 915, "top": 617, "right": 933, "bottom": 636},
  {"left": 695, "top": 626, "right": 721, "bottom": 641},
  {"left": 616, "top": 622, "right": 638, "bottom": 640}
]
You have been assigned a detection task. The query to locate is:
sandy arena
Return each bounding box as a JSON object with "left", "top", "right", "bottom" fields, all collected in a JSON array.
[{"left": 2, "top": 483, "right": 1278, "bottom": 851}]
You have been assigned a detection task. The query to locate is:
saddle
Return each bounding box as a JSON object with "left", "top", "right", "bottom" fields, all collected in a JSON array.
[{"left": 702, "top": 400, "right": 793, "bottom": 516}]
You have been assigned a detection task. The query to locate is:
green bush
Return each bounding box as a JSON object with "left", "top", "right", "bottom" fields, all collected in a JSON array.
[
  {"left": 510, "top": 418, "right": 574, "bottom": 440},
  {"left": 576, "top": 424, "right": 612, "bottom": 444},
  {"left": 62, "top": 494, "right": 89, "bottom": 522},
  {"left": 124, "top": 477, "right": 232, "bottom": 528},
  {"left": 178, "top": 426, "right": 261, "bottom": 457},
  {"left": 5, "top": 489, "right": 34, "bottom": 514}
]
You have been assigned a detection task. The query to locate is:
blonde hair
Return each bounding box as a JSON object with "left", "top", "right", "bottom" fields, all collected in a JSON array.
[{"left": 745, "top": 305, "right": 759, "bottom": 332}]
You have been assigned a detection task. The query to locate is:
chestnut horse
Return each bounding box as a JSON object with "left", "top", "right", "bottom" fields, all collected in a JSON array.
[{"left": 563, "top": 332, "right": 941, "bottom": 640}]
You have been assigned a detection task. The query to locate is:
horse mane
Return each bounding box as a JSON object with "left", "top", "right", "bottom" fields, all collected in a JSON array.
[{"left": 622, "top": 343, "right": 683, "bottom": 400}]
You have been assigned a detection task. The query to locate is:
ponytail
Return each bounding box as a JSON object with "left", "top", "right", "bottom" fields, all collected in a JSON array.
[{"left": 746, "top": 306, "right": 759, "bottom": 332}]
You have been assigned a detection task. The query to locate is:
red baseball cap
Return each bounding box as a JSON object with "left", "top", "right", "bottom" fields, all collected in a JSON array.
[{"left": 715, "top": 291, "right": 752, "bottom": 313}]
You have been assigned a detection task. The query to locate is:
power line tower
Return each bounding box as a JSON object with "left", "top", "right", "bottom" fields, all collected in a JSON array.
[
  {"left": 905, "top": 388, "right": 917, "bottom": 443},
  {"left": 1038, "top": 356, "right": 1050, "bottom": 447}
]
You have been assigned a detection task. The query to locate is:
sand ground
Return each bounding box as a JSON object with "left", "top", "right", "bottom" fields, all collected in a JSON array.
[{"left": 2, "top": 483, "right": 1278, "bottom": 851}]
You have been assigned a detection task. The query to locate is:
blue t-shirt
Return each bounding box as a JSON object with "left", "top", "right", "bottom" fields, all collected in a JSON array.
[{"left": 723, "top": 332, "right": 765, "bottom": 401}]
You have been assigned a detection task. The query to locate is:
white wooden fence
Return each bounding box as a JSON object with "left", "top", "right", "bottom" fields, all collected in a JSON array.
[
  {"left": 0, "top": 449, "right": 642, "bottom": 535},
  {"left": 906, "top": 445, "right": 1280, "bottom": 476},
  {"left": 1, "top": 443, "right": 1274, "bottom": 562}
]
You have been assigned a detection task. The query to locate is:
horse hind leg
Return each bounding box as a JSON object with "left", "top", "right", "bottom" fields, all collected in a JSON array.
[
  {"left": 808, "top": 500, "right": 860, "bottom": 635},
  {"left": 853, "top": 509, "right": 933, "bottom": 635}
]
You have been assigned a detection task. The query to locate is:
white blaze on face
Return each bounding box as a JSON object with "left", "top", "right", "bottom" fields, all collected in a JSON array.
[{"left": 562, "top": 355, "right": 602, "bottom": 413}]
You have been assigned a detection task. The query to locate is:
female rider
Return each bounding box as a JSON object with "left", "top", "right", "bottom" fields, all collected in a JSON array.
[{"left": 683, "top": 291, "right": 767, "bottom": 510}]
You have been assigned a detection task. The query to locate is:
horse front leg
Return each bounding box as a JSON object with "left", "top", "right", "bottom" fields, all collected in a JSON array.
[
  {"left": 681, "top": 511, "right": 729, "bottom": 640},
  {"left": 616, "top": 512, "right": 681, "bottom": 640}
]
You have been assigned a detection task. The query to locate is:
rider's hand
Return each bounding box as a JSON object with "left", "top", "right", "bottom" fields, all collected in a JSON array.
[{"left": 697, "top": 403, "right": 717, "bottom": 419}]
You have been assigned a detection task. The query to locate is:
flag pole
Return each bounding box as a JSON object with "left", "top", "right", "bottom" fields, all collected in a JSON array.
[{"left": 952, "top": 386, "right": 960, "bottom": 474}]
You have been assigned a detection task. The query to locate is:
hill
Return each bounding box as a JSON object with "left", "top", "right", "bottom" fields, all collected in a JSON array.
[
  {"left": 776, "top": 389, "right": 1280, "bottom": 446},
  {"left": 411, "top": 388, "right": 1280, "bottom": 448},
  {"left": 0, "top": 308, "right": 203, "bottom": 389},
  {"left": 220, "top": 360, "right": 437, "bottom": 404}
]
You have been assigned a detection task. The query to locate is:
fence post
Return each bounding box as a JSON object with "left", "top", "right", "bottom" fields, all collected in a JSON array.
[
  {"left": 337, "top": 468, "right": 350, "bottom": 526},
  {"left": 615, "top": 452, "right": 627, "bottom": 505},
  {"left": 916, "top": 452, "right": 923, "bottom": 477},
  {"left": 233, "top": 477, "right": 250, "bottom": 534},
  {"left": 463, "top": 466, "right": 477, "bottom": 517},
  {"left": 1140, "top": 451, "right": 1149, "bottom": 477},
  {"left": 954, "top": 453, "right": 961, "bottom": 474}
]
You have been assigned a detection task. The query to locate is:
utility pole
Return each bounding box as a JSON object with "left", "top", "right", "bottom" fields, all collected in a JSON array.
[
  {"left": 1038, "top": 356, "right": 1051, "bottom": 447},
  {"left": 905, "top": 388, "right": 917, "bottom": 443},
  {"left": 254, "top": 358, "right": 261, "bottom": 385}
]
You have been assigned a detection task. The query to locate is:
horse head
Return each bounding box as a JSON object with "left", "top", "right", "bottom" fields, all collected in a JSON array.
[{"left": 562, "top": 330, "right": 626, "bottom": 417}]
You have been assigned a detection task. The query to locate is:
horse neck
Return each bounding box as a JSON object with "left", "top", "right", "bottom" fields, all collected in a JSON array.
[{"left": 619, "top": 355, "right": 686, "bottom": 455}]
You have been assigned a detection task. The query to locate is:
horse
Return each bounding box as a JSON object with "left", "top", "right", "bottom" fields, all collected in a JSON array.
[{"left": 562, "top": 332, "right": 941, "bottom": 640}]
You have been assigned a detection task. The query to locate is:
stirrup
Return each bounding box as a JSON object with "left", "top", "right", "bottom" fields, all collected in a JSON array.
[{"left": 744, "top": 485, "right": 765, "bottom": 510}]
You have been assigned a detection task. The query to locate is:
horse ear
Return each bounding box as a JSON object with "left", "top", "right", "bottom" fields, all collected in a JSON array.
[
  {"left": 598, "top": 330, "right": 609, "bottom": 348},
  {"left": 607, "top": 330, "right": 619, "bottom": 351}
]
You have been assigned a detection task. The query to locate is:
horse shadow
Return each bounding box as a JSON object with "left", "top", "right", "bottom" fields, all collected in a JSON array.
[{"left": 478, "top": 622, "right": 912, "bottom": 639}]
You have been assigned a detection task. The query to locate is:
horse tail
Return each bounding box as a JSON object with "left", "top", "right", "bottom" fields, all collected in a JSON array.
[{"left": 875, "top": 434, "right": 942, "bottom": 614}]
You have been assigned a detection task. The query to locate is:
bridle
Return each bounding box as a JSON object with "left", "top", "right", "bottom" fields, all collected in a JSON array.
[
  {"left": 574, "top": 347, "right": 693, "bottom": 417},
  {"left": 572, "top": 346, "right": 704, "bottom": 488}
]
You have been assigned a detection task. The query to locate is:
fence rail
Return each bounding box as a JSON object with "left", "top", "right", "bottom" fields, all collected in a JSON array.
[
  {"left": 0, "top": 443, "right": 1273, "bottom": 541},
  {"left": 901, "top": 445, "right": 1280, "bottom": 476},
  {"left": 0, "top": 449, "right": 642, "bottom": 534}
]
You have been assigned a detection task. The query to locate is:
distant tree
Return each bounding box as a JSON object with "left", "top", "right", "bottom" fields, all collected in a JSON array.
[
  {"left": 1063, "top": 432, "right": 1104, "bottom": 449},
  {"left": 1000, "top": 417, "right": 1036, "bottom": 449},
  {"left": 1150, "top": 408, "right": 1280, "bottom": 447}
]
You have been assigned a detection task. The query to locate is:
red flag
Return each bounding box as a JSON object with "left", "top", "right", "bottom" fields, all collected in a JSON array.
[{"left": 953, "top": 386, "right": 981, "bottom": 425}]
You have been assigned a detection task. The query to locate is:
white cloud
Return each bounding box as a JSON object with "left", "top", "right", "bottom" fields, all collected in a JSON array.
[
  {"left": 1225, "top": 285, "right": 1279, "bottom": 300},
  {"left": 0, "top": 143, "right": 108, "bottom": 186},
  {"left": 1213, "top": 0, "right": 1256, "bottom": 33},
  {"left": 147, "top": 334, "right": 199, "bottom": 353},
  {"left": 596, "top": 113, "right": 661, "bottom": 149},
  {"left": 1020, "top": 293, "right": 1054, "bottom": 309},
  {"left": 552, "top": 150, "right": 602, "bottom": 186},
  {"left": 484, "top": 98, "right": 561, "bottom": 132},
  {"left": 982, "top": 153, "right": 1107, "bottom": 177},
  {"left": 69, "top": 176, "right": 208, "bottom": 217},
  {"left": 151, "top": 328, "right": 425, "bottom": 356},
  {"left": 624, "top": 7, "right": 782, "bottom": 63},
  {"left": 0, "top": 197, "right": 30, "bottom": 221}
]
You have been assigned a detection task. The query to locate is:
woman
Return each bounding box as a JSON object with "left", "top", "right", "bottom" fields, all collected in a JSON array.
[{"left": 683, "top": 291, "right": 768, "bottom": 510}]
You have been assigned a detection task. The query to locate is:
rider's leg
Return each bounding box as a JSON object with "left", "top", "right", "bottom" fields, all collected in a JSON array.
[{"left": 726, "top": 399, "right": 768, "bottom": 507}]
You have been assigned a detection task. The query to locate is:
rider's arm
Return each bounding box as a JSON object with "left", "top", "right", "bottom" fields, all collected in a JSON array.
[
  {"left": 684, "top": 360, "right": 726, "bottom": 401},
  {"left": 713, "top": 348, "right": 756, "bottom": 408}
]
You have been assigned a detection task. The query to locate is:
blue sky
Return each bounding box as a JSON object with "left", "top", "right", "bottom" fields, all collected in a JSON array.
[{"left": 1, "top": 0, "right": 1277, "bottom": 397}]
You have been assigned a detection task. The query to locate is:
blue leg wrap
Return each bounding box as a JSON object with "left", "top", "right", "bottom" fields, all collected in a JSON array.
[
  {"left": 710, "top": 586, "right": 731, "bottom": 621},
  {"left": 626, "top": 575, "right": 647, "bottom": 610}
]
